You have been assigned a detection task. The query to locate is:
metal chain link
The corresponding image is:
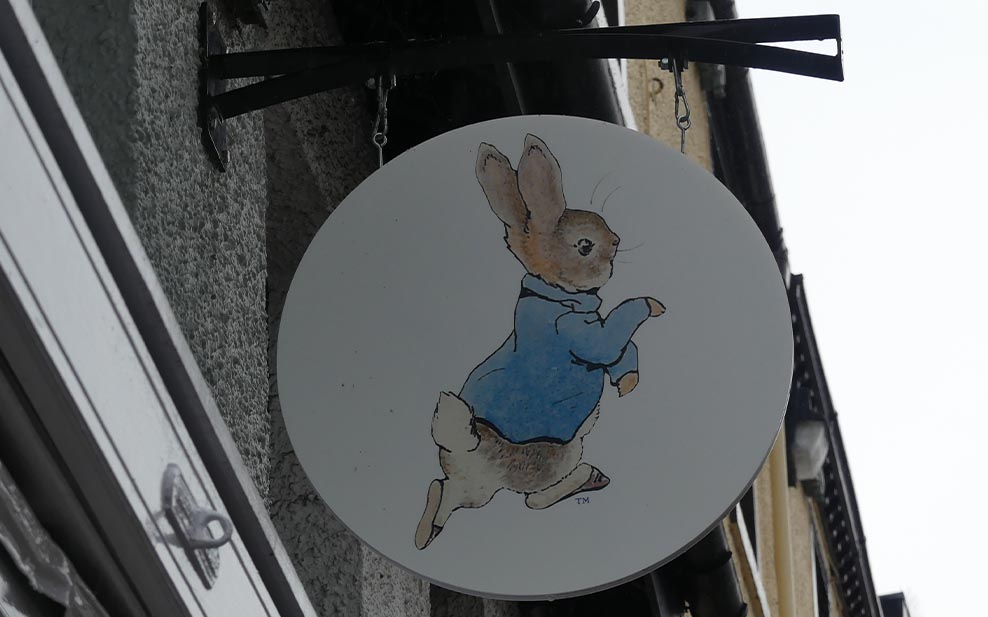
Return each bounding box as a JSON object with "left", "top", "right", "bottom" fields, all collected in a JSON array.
[
  {"left": 372, "top": 74, "right": 395, "bottom": 168},
  {"left": 661, "top": 57, "right": 691, "bottom": 154},
  {"left": 671, "top": 57, "right": 691, "bottom": 155}
]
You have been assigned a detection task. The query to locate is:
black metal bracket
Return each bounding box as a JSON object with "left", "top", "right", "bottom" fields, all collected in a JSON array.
[
  {"left": 199, "top": 5, "right": 841, "bottom": 170},
  {"left": 200, "top": 3, "right": 228, "bottom": 170}
]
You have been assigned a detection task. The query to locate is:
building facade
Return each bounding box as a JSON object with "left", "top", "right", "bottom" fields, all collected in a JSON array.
[{"left": 0, "top": 0, "right": 909, "bottom": 615}]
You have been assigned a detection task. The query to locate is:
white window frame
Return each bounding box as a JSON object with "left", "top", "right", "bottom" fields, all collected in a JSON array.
[{"left": 0, "top": 1, "right": 316, "bottom": 615}]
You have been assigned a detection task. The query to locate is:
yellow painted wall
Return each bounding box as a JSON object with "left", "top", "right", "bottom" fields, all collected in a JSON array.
[
  {"left": 623, "top": 0, "right": 712, "bottom": 171},
  {"left": 808, "top": 498, "right": 848, "bottom": 617},
  {"left": 754, "top": 465, "right": 780, "bottom": 615},
  {"left": 789, "top": 492, "right": 816, "bottom": 617},
  {"left": 751, "top": 449, "right": 846, "bottom": 617}
]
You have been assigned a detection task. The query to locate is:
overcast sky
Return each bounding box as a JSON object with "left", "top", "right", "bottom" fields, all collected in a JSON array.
[{"left": 738, "top": 1, "right": 987, "bottom": 615}]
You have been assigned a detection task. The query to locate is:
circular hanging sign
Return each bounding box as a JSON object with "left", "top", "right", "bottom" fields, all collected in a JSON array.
[{"left": 278, "top": 115, "right": 792, "bottom": 600}]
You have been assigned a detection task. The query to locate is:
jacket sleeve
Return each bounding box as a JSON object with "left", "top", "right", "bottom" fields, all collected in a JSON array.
[
  {"left": 558, "top": 298, "right": 651, "bottom": 367},
  {"left": 605, "top": 341, "right": 639, "bottom": 384}
]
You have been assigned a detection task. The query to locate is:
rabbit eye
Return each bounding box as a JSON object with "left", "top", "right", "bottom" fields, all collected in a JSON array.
[{"left": 576, "top": 238, "right": 595, "bottom": 256}]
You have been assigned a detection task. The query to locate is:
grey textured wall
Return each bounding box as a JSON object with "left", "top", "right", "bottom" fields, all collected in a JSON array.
[
  {"left": 30, "top": 0, "right": 526, "bottom": 613},
  {"left": 33, "top": 0, "right": 273, "bottom": 495}
]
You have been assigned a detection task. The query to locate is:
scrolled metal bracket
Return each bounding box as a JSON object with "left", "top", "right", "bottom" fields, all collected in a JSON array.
[
  {"left": 162, "top": 463, "right": 234, "bottom": 588},
  {"left": 198, "top": 4, "right": 842, "bottom": 170}
]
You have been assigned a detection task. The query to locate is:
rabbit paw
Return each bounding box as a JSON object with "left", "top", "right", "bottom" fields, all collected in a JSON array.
[
  {"left": 645, "top": 297, "right": 666, "bottom": 317},
  {"left": 617, "top": 371, "right": 639, "bottom": 397}
]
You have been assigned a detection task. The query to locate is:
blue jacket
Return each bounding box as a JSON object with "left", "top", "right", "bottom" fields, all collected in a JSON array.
[{"left": 459, "top": 274, "right": 651, "bottom": 443}]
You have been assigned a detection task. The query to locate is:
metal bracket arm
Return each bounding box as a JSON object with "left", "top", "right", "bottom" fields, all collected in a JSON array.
[
  {"left": 204, "top": 14, "right": 842, "bottom": 120},
  {"left": 197, "top": 7, "right": 841, "bottom": 170}
]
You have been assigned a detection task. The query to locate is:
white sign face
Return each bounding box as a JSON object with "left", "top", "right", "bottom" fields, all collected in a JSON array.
[{"left": 278, "top": 115, "right": 793, "bottom": 600}]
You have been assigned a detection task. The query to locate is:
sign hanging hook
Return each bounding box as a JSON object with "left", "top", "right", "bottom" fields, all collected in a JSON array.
[
  {"left": 372, "top": 73, "right": 396, "bottom": 169},
  {"left": 661, "top": 56, "right": 691, "bottom": 154}
]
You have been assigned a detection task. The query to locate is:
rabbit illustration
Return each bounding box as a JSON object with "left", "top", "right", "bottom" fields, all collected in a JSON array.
[{"left": 414, "top": 134, "right": 665, "bottom": 550}]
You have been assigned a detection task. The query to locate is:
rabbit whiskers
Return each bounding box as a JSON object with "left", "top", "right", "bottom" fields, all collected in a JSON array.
[
  {"left": 600, "top": 186, "right": 623, "bottom": 213},
  {"left": 590, "top": 171, "right": 617, "bottom": 209},
  {"left": 616, "top": 241, "right": 645, "bottom": 253}
]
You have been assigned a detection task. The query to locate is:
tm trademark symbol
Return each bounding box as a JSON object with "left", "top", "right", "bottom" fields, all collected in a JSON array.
[{"left": 575, "top": 496, "right": 591, "bottom": 505}]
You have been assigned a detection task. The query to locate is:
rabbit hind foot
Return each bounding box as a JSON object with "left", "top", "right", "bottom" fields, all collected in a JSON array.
[
  {"left": 525, "top": 463, "right": 609, "bottom": 510},
  {"left": 415, "top": 479, "right": 444, "bottom": 550}
]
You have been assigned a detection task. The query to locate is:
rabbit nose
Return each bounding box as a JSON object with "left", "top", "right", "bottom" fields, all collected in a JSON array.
[{"left": 611, "top": 234, "right": 621, "bottom": 246}]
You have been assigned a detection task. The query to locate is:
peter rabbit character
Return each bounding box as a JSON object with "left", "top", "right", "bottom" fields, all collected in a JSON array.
[{"left": 414, "top": 134, "right": 665, "bottom": 550}]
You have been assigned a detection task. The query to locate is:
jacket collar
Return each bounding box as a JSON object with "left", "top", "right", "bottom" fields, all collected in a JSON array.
[{"left": 521, "top": 274, "right": 602, "bottom": 313}]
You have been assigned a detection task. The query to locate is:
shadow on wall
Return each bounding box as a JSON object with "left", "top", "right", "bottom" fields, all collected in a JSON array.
[
  {"left": 30, "top": 0, "right": 137, "bottom": 208},
  {"left": 263, "top": 98, "right": 371, "bottom": 616},
  {"left": 263, "top": 73, "right": 374, "bottom": 615}
]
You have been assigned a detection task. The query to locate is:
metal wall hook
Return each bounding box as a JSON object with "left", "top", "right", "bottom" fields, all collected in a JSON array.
[
  {"left": 576, "top": 2, "right": 602, "bottom": 28},
  {"left": 187, "top": 510, "right": 234, "bottom": 550},
  {"left": 527, "top": 1, "right": 601, "bottom": 31},
  {"left": 162, "top": 464, "right": 234, "bottom": 588}
]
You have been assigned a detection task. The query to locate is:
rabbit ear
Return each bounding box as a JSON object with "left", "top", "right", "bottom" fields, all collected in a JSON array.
[
  {"left": 476, "top": 142, "right": 527, "bottom": 230},
  {"left": 517, "top": 134, "right": 566, "bottom": 231}
]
